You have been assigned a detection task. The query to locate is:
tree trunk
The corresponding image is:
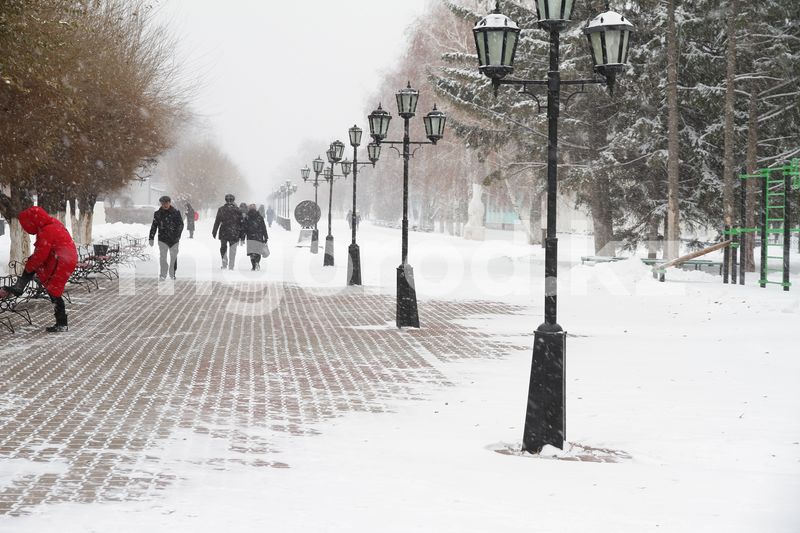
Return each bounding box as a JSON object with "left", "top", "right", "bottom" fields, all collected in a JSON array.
[
  {"left": 69, "top": 197, "right": 79, "bottom": 237},
  {"left": 76, "top": 193, "right": 97, "bottom": 245},
  {"left": 665, "top": 0, "right": 681, "bottom": 260},
  {"left": 9, "top": 218, "right": 31, "bottom": 272},
  {"left": 744, "top": 88, "right": 758, "bottom": 271},
  {"left": 0, "top": 185, "right": 34, "bottom": 268},
  {"left": 647, "top": 216, "right": 661, "bottom": 259},
  {"left": 502, "top": 177, "right": 542, "bottom": 245},
  {"left": 590, "top": 173, "right": 614, "bottom": 255},
  {"left": 529, "top": 191, "right": 542, "bottom": 245},
  {"left": 463, "top": 183, "right": 486, "bottom": 241},
  {"left": 722, "top": 0, "right": 738, "bottom": 229}
]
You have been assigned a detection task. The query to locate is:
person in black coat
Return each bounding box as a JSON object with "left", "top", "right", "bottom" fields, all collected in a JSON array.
[
  {"left": 185, "top": 202, "right": 196, "bottom": 239},
  {"left": 212, "top": 194, "right": 245, "bottom": 270},
  {"left": 149, "top": 196, "right": 184, "bottom": 280},
  {"left": 244, "top": 204, "right": 269, "bottom": 270}
]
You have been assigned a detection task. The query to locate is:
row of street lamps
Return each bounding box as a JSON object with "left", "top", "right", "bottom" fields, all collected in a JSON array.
[
  {"left": 269, "top": 181, "right": 297, "bottom": 230},
  {"left": 300, "top": 83, "right": 447, "bottom": 328},
  {"left": 286, "top": 0, "right": 633, "bottom": 454}
]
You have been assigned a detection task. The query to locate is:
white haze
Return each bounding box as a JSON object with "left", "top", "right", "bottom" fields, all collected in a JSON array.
[{"left": 154, "top": 0, "right": 432, "bottom": 197}]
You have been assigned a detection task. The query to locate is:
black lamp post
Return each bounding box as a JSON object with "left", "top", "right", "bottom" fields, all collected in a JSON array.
[
  {"left": 301, "top": 163, "right": 318, "bottom": 253},
  {"left": 279, "top": 185, "right": 287, "bottom": 227},
  {"left": 284, "top": 180, "right": 297, "bottom": 231},
  {"left": 323, "top": 141, "right": 346, "bottom": 266},
  {"left": 303, "top": 156, "right": 326, "bottom": 253},
  {"left": 368, "top": 83, "right": 446, "bottom": 328},
  {"left": 346, "top": 125, "right": 381, "bottom": 286},
  {"left": 473, "top": 0, "right": 633, "bottom": 453}
]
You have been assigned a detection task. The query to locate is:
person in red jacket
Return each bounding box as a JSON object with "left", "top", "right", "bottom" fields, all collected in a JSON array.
[{"left": 0, "top": 206, "right": 78, "bottom": 332}]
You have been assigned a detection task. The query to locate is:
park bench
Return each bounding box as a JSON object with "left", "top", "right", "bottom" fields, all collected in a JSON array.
[
  {"left": 0, "top": 273, "right": 33, "bottom": 333},
  {"left": 119, "top": 235, "right": 150, "bottom": 262},
  {"left": 641, "top": 257, "right": 724, "bottom": 281},
  {"left": 580, "top": 255, "right": 628, "bottom": 265}
]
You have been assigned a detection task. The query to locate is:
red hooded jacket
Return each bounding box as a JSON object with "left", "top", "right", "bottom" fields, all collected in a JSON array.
[{"left": 18, "top": 207, "right": 78, "bottom": 298}]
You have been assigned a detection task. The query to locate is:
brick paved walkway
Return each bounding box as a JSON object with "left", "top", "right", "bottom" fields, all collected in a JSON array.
[{"left": 0, "top": 280, "right": 527, "bottom": 516}]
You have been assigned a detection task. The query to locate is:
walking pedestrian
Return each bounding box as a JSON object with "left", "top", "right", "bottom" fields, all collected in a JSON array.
[
  {"left": 258, "top": 204, "right": 266, "bottom": 218},
  {"left": 266, "top": 205, "right": 275, "bottom": 228},
  {"left": 212, "top": 193, "right": 245, "bottom": 270},
  {"left": 244, "top": 204, "right": 269, "bottom": 271},
  {"left": 0, "top": 206, "right": 78, "bottom": 332},
  {"left": 149, "top": 196, "right": 184, "bottom": 281},
  {"left": 185, "top": 202, "right": 196, "bottom": 239}
]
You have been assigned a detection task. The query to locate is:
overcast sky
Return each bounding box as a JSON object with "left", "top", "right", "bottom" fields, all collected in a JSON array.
[{"left": 154, "top": 0, "right": 432, "bottom": 198}]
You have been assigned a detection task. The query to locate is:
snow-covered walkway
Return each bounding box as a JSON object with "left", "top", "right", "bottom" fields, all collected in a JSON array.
[{"left": 0, "top": 219, "right": 798, "bottom": 532}]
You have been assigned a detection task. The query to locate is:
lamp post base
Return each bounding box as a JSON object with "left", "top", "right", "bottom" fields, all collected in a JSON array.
[
  {"left": 323, "top": 235, "right": 334, "bottom": 266},
  {"left": 396, "top": 263, "right": 419, "bottom": 328},
  {"left": 311, "top": 229, "right": 319, "bottom": 254},
  {"left": 522, "top": 323, "right": 566, "bottom": 454},
  {"left": 348, "top": 243, "right": 362, "bottom": 286}
]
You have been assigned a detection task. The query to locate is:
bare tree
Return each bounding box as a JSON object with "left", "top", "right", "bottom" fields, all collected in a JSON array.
[{"left": 665, "top": 0, "right": 682, "bottom": 259}]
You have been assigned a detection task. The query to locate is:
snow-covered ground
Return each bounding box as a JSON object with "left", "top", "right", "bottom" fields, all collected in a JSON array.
[{"left": 3, "top": 217, "right": 800, "bottom": 532}]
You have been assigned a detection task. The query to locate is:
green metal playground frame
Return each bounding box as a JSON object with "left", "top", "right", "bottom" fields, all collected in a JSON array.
[{"left": 726, "top": 158, "right": 799, "bottom": 291}]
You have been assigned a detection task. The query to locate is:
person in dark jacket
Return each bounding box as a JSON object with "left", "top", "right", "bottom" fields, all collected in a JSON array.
[
  {"left": 266, "top": 205, "right": 275, "bottom": 227},
  {"left": 185, "top": 202, "right": 196, "bottom": 239},
  {"left": 212, "top": 193, "right": 244, "bottom": 270},
  {"left": 244, "top": 204, "right": 269, "bottom": 271},
  {"left": 0, "top": 206, "right": 78, "bottom": 332},
  {"left": 149, "top": 196, "right": 184, "bottom": 281}
]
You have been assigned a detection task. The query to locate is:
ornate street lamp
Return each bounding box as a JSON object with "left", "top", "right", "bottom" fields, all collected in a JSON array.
[
  {"left": 473, "top": 0, "right": 633, "bottom": 453},
  {"left": 345, "top": 124, "right": 381, "bottom": 287},
  {"left": 583, "top": 10, "right": 634, "bottom": 94},
  {"left": 367, "top": 142, "right": 381, "bottom": 164},
  {"left": 313, "top": 156, "right": 325, "bottom": 175},
  {"left": 283, "top": 180, "right": 296, "bottom": 231},
  {"left": 301, "top": 157, "right": 326, "bottom": 253},
  {"left": 299, "top": 164, "right": 320, "bottom": 252},
  {"left": 278, "top": 184, "right": 287, "bottom": 229},
  {"left": 368, "top": 83, "right": 446, "bottom": 328},
  {"left": 322, "top": 143, "right": 346, "bottom": 266},
  {"left": 368, "top": 103, "right": 391, "bottom": 142}
]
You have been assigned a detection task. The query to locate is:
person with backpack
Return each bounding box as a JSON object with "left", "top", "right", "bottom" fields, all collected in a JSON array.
[
  {"left": 185, "top": 202, "right": 196, "bottom": 239},
  {"left": 212, "top": 194, "right": 245, "bottom": 270},
  {"left": 244, "top": 204, "right": 269, "bottom": 271}
]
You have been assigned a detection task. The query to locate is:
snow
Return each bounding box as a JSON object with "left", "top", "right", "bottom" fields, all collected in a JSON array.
[{"left": 3, "top": 217, "right": 800, "bottom": 532}]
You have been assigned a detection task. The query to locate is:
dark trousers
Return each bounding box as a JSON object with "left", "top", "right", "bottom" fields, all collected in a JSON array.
[
  {"left": 220, "top": 240, "right": 238, "bottom": 269},
  {"left": 16, "top": 271, "right": 67, "bottom": 326},
  {"left": 50, "top": 295, "right": 67, "bottom": 326}
]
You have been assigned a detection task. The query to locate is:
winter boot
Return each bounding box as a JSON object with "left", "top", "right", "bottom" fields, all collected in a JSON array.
[{"left": 46, "top": 297, "right": 68, "bottom": 332}]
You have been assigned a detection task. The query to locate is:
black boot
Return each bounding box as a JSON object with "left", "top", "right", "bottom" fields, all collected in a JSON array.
[
  {"left": 2, "top": 271, "right": 34, "bottom": 297},
  {"left": 46, "top": 296, "right": 68, "bottom": 333}
]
